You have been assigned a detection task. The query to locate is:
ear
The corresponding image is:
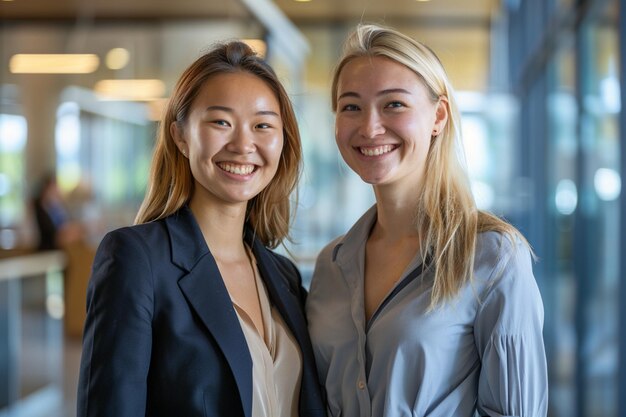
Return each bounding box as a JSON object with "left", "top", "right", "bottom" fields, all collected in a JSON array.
[
  {"left": 432, "top": 96, "right": 449, "bottom": 136},
  {"left": 170, "top": 121, "right": 188, "bottom": 157}
]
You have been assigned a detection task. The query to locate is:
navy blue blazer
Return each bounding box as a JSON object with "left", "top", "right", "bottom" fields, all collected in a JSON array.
[{"left": 77, "top": 206, "right": 326, "bottom": 417}]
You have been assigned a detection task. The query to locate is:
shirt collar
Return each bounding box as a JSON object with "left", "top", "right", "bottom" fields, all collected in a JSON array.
[{"left": 332, "top": 204, "right": 378, "bottom": 267}]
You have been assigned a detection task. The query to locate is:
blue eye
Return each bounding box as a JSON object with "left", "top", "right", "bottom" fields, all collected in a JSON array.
[{"left": 386, "top": 101, "right": 404, "bottom": 108}]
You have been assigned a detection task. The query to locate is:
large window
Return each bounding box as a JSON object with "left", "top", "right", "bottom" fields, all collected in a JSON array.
[
  {"left": 546, "top": 39, "right": 579, "bottom": 417},
  {"left": 0, "top": 113, "right": 27, "bottom": 247},
  {"left": 55, "top": 90, "right": 156, "bottom": 241},
  {"left": 508, "top": 0, "right": 622, "bottom": 415},
  {"left": 577, "top": 3, "right": 621, "bottom": 414}
]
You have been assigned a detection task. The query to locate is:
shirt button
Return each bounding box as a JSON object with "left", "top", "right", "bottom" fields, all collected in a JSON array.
[{"left": 357, "top": 380, "right": 366, "bottom": 390}]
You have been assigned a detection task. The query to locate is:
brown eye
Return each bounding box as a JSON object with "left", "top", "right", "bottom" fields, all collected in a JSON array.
[{"left": 341, "top": 104, "right": 359, "bottom": 112}]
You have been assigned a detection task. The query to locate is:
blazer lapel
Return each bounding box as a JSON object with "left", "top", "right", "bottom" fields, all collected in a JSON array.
[{"left": 166, "top": 207, "right": 253, "bottom": 417}]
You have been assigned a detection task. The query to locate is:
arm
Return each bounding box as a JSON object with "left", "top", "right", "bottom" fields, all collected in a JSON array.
[
  {"left": 77, "top": 228, "right": 154, "bottom": 417},
  {"left": 474, "top": 238, "right": 548, "bottom": 417}
]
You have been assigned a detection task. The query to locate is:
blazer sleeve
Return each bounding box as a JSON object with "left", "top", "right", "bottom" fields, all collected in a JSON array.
[
  {"left": 77, "top": 228, "right": 154, "bottom": 417},
  {"left": 474, "top": 239, "right": 548, "bottom": 417}
]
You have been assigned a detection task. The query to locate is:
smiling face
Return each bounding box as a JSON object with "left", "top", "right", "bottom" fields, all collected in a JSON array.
[
  {"left": 334, "top": 55, "right": 448, "bottom": 192},
  {"left": 172, "top": 71, "right": 284, "bottom": 209}
]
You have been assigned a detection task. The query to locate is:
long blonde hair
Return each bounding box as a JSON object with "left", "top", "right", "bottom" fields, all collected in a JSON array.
[
  {"left": 135, "top": 41, "right": 301, "bottom": 248},
  {"left": 332, "top": 24, "right": 528, "bottom": 307}
]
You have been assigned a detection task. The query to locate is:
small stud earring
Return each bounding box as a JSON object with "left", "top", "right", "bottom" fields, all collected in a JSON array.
[{"left": 182, "top": 150, "right": 187, "bottom": 157}]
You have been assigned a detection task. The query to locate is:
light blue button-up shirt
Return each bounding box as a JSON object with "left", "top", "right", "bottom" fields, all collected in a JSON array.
[{"left": 306, "top": 206, "right": 548, "bottom": 417}]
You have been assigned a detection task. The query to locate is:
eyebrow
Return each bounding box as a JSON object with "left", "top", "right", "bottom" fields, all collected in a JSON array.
[
  {"left": 337, "top": 88, "right": 412, "bottom": 101},
  {"left": 205, "top": 106, "right": 279, "bottom": 117}
]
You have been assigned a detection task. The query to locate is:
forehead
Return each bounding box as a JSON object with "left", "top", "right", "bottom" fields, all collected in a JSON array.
[
  {"left": 337, "top": 56, "right": 423, "bottom": 92},
  {"left": 195, "top": 71, "right": 280, "bottom": 107}
]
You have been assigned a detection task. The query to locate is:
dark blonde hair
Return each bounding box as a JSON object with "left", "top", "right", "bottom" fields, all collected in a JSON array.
[
  {"left": 333, "top": 24, "right": 527, "bottom": 307},
  {"left": 135, "top": 41, "right": 301, "bottom": 248}
]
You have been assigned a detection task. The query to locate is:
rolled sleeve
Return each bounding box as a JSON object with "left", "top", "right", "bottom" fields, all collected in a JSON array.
[{"left": 474, "top": 239, "right": 548, "bottom": 417}]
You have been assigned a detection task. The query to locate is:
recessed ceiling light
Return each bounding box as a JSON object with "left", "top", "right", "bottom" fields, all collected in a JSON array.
[
  {"left": 9, "top": 54, "right": 99, "bottom": 74},
  {"left": 294, "top": 0, "right": 312, "bottom": 2},
  {"left": 94, "top": 79, "right": 166, "bottom": 101},
  {"left": 106, "top": 48, "right": 130, "bottom": 70}
]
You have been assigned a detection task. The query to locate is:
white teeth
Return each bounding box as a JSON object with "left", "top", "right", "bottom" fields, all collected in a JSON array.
[
  {"left": 360, "top": 145, "right": 395, "bottom": 156},
  {"left": 217, "top": 162, "right": 255, "bottom": 175}
]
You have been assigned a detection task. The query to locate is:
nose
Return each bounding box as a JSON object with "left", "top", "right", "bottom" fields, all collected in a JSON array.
[
  {"left": 226, "top": 126, "right": 256, "bottom": 154},
  {"left": 358, "top": 108, "right": 385, "bottom": 139}
]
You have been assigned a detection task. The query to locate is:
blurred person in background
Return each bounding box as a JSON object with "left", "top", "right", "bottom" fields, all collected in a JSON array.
[
  {"left": 65, "top": 177, "right": 103, "bottom": 244},
  {"left": 78, "top": 41, "right": 325, "bottom": 417},
  {"left": 32, "top": 172, "right": 84, "bottom": 250},
  {"left": 306, "top": 24, "right": 548, "bottom": 417}
]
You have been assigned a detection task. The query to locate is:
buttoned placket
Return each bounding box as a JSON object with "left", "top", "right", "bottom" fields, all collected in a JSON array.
[{"left": 339, "top": 239, "right": 372, "bottom": 417}]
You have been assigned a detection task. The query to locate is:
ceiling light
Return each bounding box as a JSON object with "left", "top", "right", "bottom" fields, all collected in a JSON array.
[
  {"left": 105, "top": 48, "right": 130, "bottom": 70},
  {"left": 294, "top": 0, "right": 312, "bottom": 2},
  {"left": 94, "top": 79, "right": 166, "bottom": 101},
  {"left": 241, "top": 39, "right": 267, "bottom": 58},
  {"left": 9, "top": 54, "right": 99, "bottom": 74}
]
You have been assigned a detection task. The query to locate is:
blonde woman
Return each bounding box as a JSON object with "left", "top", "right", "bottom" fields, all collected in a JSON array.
[
  {"left": 78, "top": 41, "right": 325, "bottom": 417},
  {"left": 306, "top": 24, "right": 547, "bottom": 417}
]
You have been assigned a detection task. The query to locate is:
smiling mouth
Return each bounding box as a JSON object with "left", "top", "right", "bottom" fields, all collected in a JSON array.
[
  {"left": 358, "top": 144, "right": 397, "bottom": 157},
  {"left": 216, "top": 162, "right": 256, "bottom": 175}
]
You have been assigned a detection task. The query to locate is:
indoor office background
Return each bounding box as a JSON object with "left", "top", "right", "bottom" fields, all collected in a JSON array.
[{"left": 0, "top": 0, "right": 623, "bottom": 416}]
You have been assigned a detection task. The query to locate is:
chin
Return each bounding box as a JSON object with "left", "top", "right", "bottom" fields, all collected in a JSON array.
[{"left": 360, "top": 176, "right": 386, "bottom": 185}]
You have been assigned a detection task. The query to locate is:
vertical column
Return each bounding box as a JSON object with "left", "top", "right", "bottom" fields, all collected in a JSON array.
[
  {"left": 618, "top": 0, "right": 626, "bottom": 415},
  {"left": 19, "top": 75, "right": 63, "bottom": 196},
  {"left": 0, "top": 281, "right": 9, "bottom": 408}
]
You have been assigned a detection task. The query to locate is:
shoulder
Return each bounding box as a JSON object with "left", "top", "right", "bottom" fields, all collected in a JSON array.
[
  {"left": 474, "top": 230, "right": 533, "bottom": 280},
  {"left": 264, "top": 249, "right": 302, "bottom": 292},
  {"left": 88, "top": 225, "right": 163, "bottom": 305},
  {"left": 310, "top": 235, "right": 345, "bottom": 281},
  {"left": 316, "top": 234, "right": 345, "bottom": 266},
  {"left": 308, "top": 235, "right": 345, "bottom": 295},
  {"left": 473, "top": 231, "right": 542, "bottom": 329},
  {"left": 98, "top": 221, "right": 166, "bottom": 253},
  {"left": 94, "top": 220, "right": 170, "bottom": 270}
]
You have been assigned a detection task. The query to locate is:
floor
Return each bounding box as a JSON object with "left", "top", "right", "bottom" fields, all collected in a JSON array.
[
  {"left": 1, "top": 289, "right": 82, "bottom": 417},
  {"left": 60, "top": 337, "right": 81, "bottom": 417}
]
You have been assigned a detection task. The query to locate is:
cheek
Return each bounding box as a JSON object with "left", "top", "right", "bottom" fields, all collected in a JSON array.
[
  {"left": 265, "top": 134, "right": 284, "bottom": 165},
  {"left": 402, "top": 117, "right": 432, "bottom": 146},
  {"left": 187, "top": 126, "right": 214, "bottom": 156},
  {"left": 334, "top": 118, "right": 352, "bottom": 147}
]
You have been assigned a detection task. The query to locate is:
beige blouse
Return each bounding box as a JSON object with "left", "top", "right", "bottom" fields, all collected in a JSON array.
[{"left": 233, "top": 255, "right": 302, "bottom": 417}]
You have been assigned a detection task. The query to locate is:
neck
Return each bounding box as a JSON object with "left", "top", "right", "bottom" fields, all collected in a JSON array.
[
  {"left": 189, "top": 195, "right": 248, "bottom": 262},
  {"left": 371, "top": 184, "right": 421, "bottom": 242}
]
